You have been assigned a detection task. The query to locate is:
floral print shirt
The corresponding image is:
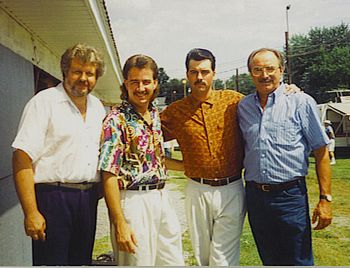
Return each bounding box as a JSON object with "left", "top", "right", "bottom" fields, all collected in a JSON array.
[{"left": 98, "top": 101, "right": 167, "bottom": 189}]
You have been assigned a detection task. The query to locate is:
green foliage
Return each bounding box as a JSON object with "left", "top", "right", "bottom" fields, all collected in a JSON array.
[
  {"left": 226, "top": 73, "right": 256, "bottom": 95},
  {"left": 214, "top": 79, "right": 225, "bottom": 89},
  {"left": 157, "top": 67, "right": 187, "bottom": 104},
  {"left": 289, "top": 23, "right": 350, "bottom": 103},
  {"left": 158, "top": 67, "right": 170, "bottom": 96},
  {"left": 94, "top": 157, "right": 350, "bottom": 265}
]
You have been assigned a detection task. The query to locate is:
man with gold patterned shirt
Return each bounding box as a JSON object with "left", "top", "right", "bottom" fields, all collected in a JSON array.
[{"left": 160, "top": 48, "right": 246, "bottom": 266}]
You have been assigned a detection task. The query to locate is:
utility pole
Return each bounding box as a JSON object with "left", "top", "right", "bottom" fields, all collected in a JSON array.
[
  {"left": 235, "top": 68, "right": 239, "bottom": 91},
  {"left": 285, "top": 5, "right": 292, "bottom": 84}
]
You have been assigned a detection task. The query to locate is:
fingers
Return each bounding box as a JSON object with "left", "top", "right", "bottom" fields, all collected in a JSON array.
[
  {"left": 26, "top": 230, "right": 46, "bottom": 241},
  {"left": 117, "top": 231, "right": 138, "bottom": 254},
  {"left": 314, "top": 218, "right": 332, "bottom": 230},
  {"left": 25, "top": 217, "right": 46, "bottom": 241},
  {"left": 118, "top": 238, "right": 137, "bottom": 254},
  {"left": 38, "top": 230, "right": 46, "bottom": 241},
  {"left": 131, "top": 232, "right": 138, "bottom": 247},
  {"left": 312, "top": 207, "right": 332, "bottom": 230}
]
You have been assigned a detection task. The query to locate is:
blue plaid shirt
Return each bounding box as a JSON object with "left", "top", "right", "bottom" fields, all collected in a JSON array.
[{"left": 237, "top": 83, "right": 329, "bottom": 183}]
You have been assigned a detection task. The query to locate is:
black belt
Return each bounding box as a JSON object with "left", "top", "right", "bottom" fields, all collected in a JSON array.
[
  {"left": 248, "top": 177, "right": 305, "bottom": 192},
  {"left": 190, "top": 175, "right": 241, "bottom": 187},
  {"left": 36, "top": 181, "right": 97, "bottom": 191},
  {"left": 126, "top": 181, "right": 166, "bottom": 191}
]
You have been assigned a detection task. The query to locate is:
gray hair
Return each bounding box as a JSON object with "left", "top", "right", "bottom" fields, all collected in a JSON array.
[{"left": 247, "top": 48, "right": 285, "bottom": 72}]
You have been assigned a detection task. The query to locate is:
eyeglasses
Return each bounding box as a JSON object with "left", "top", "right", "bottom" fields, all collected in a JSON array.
[{"left": 251, "top": 66, "right": 280, "bottom": 76}]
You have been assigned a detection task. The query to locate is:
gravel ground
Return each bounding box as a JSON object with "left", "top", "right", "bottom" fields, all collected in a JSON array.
[{"left": 95, "top": 183, "right": 187, "bottom": 240}]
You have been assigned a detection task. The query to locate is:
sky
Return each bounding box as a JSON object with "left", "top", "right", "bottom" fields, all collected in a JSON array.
[{"left": 105, "top": 0, "right": 350, "bottom": 81}]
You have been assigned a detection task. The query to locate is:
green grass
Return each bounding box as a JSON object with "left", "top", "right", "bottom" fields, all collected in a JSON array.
[
  {"left": 94, "top": 156, "right": 350, "bottom": 266},
  {"left": 93, "top": 235, "right": 112, "bottom": 260}
]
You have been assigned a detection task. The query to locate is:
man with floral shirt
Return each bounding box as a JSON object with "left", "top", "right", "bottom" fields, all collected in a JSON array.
[{"left": 98, "top": 54, "right": 184, "bottom": 266}]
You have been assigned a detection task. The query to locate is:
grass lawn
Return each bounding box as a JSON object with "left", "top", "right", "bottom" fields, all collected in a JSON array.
[{"left": 93, "top": 152, "right": 350, "bottom": 266}]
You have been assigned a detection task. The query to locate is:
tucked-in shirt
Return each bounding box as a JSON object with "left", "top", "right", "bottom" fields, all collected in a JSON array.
[
  {"left": 237, "top": 83, "right": 329, "bottom": 184},
  {"left": 98, "top": 101, "right": 167, "bottom": 189},
  {"left": 12, "top": 83, "right": 106, "bottom": 183},
  {"left": 161, "top": 90, "right": 245, "bottom": 179}
]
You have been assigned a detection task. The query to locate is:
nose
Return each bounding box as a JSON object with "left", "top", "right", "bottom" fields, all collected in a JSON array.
[
  {"left": 197, "top": 72, "right": 203, "bottom": 80},
  {"left": 261, "top": 69, "right": 269, "bottom": 78},
  {"left": 80, "top": 72, "right": 88, "bottom": 81},
  {"left": 137, "top": 82, "right": 146, "bottom": 91}
]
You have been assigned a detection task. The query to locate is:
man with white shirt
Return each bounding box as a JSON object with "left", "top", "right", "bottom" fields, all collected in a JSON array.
[{"left": 12, "top": 43, "right": 106, "bottom": 265}]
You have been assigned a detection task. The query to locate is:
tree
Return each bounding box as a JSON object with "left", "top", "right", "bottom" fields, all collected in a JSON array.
[
  {"left": 288, "top": 23, "right": 350, "bottom": 103},
  {"left": 165, "top": 78, "right": 185, "bottom": 105},
  {"left": 158, "top": 67, "right": 170, "bottom": 96},
  {"left": 226, "top": 73, "right": 256, "bottom": 96},
  {"left": 214, "top": 79, "right": 225, "bottom": 89}
]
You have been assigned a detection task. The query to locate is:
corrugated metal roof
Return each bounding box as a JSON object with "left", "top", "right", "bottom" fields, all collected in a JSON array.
[{"left": 0, "top": 0, "right": 122, "bottom": 104}]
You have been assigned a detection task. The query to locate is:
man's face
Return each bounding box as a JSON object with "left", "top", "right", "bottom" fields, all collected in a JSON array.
[
  {"left": 187, "top": 59, "right": 215, "bottom": 98},
  {"left": 250, "top": 51, "right": 284, "bottom": 97},
  {"left": 124, "top": 67, "right": 158, "bottom": 111},
  {"left": 64, "top": 58, "right": 97, "bottom": 98}
]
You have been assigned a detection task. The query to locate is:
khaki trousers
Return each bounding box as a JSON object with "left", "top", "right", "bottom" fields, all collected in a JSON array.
[
  {"left": 185, "top": 178, "right": 246, "bottom": 266},
  {"left": 110, "top": 188, "right": 184, "bottom": 266}
]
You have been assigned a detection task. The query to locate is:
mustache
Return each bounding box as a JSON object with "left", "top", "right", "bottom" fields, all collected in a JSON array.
[
  {"left": 194, "top": 81, "right": 206, "bottom": 85},
  {"left": 258, "top": 78, "right": 272, "bottom": 83}
]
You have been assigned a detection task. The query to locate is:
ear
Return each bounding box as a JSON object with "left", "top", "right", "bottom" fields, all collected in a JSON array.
[{"left": 280, "top": 66, "right": 285, "bottom": 74}]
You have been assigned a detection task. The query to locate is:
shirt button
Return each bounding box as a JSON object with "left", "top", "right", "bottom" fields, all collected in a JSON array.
[
  {"left": 262, "top": 170, "right": 266, "bottom": 174},
  {"left": 262, "top": 154, "right": 265, "bottom": 158}
]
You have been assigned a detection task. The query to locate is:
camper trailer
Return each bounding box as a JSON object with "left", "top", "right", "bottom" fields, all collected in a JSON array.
[{"left": 317, "top": 90, "right": 350, "bottom": 148}]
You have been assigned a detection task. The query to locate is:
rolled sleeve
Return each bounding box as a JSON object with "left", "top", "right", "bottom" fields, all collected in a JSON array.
[
  {"left": 12, "top": 96, "right": 49, "bottom": 162},
  {"left": 298, "top": 95, "right": 329, "bottom": 150}
]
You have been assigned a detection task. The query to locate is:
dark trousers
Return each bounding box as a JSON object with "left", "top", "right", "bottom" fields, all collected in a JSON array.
[
  {"left": 33, "top": 184, "right": 98, "bottom": 266},
  {"left": 246, "top": 179, "right": 314, "bottom": 266}
]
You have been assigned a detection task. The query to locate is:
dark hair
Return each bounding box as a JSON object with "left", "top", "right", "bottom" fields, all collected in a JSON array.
[
  {"left": 247, "top": 48, "right": 285, "bottom": 72},
  {"left": 60, "top": 43, "right": 105, "bottom": 79},
  {"left": 185, "top": 48, "right": 216, "bottom": 72},
  {"left": 120, "top": 54, "right": 159, "bottom": 102}
]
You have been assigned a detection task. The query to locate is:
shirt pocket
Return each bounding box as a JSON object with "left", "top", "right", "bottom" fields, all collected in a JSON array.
[{"left": 270, "top": 121, "right": 298, "bottom": 145}]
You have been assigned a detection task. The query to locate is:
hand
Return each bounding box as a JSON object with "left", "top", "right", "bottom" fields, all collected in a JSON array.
[
  {"left": 284, "top": 84, "right": 302, "bottom": 95},
  {"left": 116, "top": 220, "right": 138, "bottom": 254},
  {"left": 24, "top": 211, "right": 46, "bottom": 241},
  {"left": 312, "top": 200, "right": 332, "bottom": 230}
]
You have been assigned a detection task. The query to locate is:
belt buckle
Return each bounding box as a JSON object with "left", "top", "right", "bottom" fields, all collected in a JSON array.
[{"left": 261, "top": 184, "right": 270, "bottom": 192}]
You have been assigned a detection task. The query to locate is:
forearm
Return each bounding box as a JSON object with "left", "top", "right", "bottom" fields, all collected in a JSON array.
[
  {"left": 165, "top": 157, "right": 184, "bottom": 171},
  {"left": 12, "top": 150, "right": 39, "bottom": 217},
  {"left": 314, "top": 146, "right": 332, "bottom": 195},
  {"left": 102, "top": 171, "right": 126, "bottom": 225}
]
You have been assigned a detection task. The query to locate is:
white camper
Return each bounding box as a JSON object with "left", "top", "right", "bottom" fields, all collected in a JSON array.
[{"left": 317, "top": 90, "right": 350, "bottom": 148}]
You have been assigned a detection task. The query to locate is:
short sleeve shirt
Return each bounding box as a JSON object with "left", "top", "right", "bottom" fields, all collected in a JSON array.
[
  {"left": 160, "top": 90, "right": 245, "bottom": 179},
  {"left": 12, "top": 83, "right": 106, "bottom": 183},
  {"left": 98, "top": 101, "right": 167, "bottom": 189}
]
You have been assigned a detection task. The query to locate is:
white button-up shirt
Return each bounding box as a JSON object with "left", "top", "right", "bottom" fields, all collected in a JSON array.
[{"left": 12, "top": 83, "right": 106, "bottom": 183}]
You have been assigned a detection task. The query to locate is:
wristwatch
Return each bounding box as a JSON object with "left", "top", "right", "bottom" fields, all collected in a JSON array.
[{"left": 320, "top": 194, "right": 332, "bottom": 202}]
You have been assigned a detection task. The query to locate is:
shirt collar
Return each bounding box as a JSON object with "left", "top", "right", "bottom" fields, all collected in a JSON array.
[
  {"left": 187, "top": 90, "right": 216, "bottom": 107},
  {"left": 253, "top": 82, "right": 285, "bottom": 104},
  {"left": 121, "top": 100, "right": 157, "bottom": 114}
]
